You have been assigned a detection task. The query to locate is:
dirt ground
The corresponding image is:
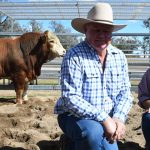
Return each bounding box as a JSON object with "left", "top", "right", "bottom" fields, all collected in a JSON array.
[{"left": 0, "top": 90, "right": 146, "bottom": 150}]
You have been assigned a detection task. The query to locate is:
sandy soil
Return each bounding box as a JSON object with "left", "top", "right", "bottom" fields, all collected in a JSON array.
[{"left": 0, "top": 90, "right": 146, "bottom": 150}]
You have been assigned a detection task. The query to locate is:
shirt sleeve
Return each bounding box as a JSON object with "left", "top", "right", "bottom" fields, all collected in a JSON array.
[
  {"left": 112, "top": 54, "right": 133, "bottom": 123},
  {"left": 60, "top": 52, "right": 109, "bottom": 122},
  {"left": 138, "top": 68, "right": 150, "bottom": 107}
]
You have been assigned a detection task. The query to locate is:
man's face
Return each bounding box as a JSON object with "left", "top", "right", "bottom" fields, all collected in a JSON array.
[{"left": 85, "top": 23, "right": 113, "bottom": 52}]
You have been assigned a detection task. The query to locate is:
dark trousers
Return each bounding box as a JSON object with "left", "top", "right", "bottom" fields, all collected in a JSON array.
[{"left": 142, "top": 112, "right": 150, "bottom": 149}]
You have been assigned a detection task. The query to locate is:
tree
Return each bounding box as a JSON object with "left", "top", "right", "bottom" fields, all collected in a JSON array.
[
  {"left": 143, "top": 18, "right": 150, "bottom": 29},
  {"left": 0, "top": 0, "right": 23, "bottom": 32},
  {"left": 28, "top": 20, "right": 43, "bottom": 32},
  {"left": 142, "top": 18, "right": 150, "bottom": 56},
  {"left": 112, "top": 36, "right": 141, "bottom": 54},
  {"left": 0, "top": 15, "right": 23, "bottom": 32},
  {"left": 49, "top": 20, "right": 78, "bottom": 49}
]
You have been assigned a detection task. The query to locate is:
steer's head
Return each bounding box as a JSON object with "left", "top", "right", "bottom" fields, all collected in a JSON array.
[{"left": 43, "top": 30, "right": 66, "bottom": 60}]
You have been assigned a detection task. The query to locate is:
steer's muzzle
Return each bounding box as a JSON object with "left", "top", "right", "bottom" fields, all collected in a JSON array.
[{"left": 62, "top": 48, "right": 66, "bottom": 56}]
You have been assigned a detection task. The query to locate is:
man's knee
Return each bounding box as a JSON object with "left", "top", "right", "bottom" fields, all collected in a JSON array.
[{"left": 79, "top": 121, "right": 104, "bottom": 142}]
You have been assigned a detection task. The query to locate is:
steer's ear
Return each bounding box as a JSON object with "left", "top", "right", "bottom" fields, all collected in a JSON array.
[
  {"left": 43, "top": 30, "right": 56, "bottom": 42},
  {"left": 40, "top": 30, "right": 49, "bottom": 43}
]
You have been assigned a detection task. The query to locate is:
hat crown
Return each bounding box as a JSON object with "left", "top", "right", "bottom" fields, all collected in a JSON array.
[
  {"left": 87, "top": 3, "right": 113, "bottom": 24},
  {"left": 71, "top": 2, "right": 126, "bottom": 33}
]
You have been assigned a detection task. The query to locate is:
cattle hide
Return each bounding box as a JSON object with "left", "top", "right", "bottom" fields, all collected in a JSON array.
[{"left": 0, "top": 30, "right": 66, "bottom": 104}]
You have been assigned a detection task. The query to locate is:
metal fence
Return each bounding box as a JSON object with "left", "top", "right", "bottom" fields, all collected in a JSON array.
[{"left": 0, "top": 32, "right": 150, "bottom": 92}]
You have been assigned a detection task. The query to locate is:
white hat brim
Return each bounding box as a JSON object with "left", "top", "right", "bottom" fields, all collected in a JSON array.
[{"left": 71, "top": 18, "right": 126, "bottom": 33}]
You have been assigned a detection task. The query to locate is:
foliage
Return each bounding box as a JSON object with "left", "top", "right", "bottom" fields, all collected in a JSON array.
[
  {"left": 142, "top": 36, "right": 150, "bottom": 55},
  {"left": 0, "top": 14, "right": 78, "bottom": 50},
  {"left": 142, "top": 18, "right": 150, "bottom": 55},
  {"left": 28, "top": 20, "right": 43, "bottom": 32},
  {"left": 49, "top": 20, "right": 78, "bottom": 49},
  {"left": 0, "top": 15, "right": 23, "bottom": 32},
  {"left": 143, "top": 18, "right": 150, "bottom": 29},
  {"left": 112, "top": 36, "right": 141, "bottom": 54},
  {"left": 0, "top": 12, "right": 43, "bottom": 33}
]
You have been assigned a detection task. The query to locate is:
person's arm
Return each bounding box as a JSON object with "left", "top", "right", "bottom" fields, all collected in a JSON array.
[
  {"left": 112, "top": 117, "right": 126, "bottom": 141},
  {"left": 112, "top": 54, "right": 133, "bottom": 123},
  {"left": 138, "top": 68, "right": 150, "bottom": 109},
  {"left": 102, "top": 116, "right": 117, "bottom": 143},
  {"left": 112, "top": 54, "right": 132, "bottom": 140}
]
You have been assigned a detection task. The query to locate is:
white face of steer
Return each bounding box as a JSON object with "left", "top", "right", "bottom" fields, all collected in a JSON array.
[{"left": 47, "top": 31, "right": 66, "bottom": 57}]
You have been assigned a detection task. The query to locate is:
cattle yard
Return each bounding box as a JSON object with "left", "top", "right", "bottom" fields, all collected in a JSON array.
[
  {"left": 0, "top": 55, "right": 149, "bottom": 92},
  {"left": 0, "top": 32, "right": 149, "bottom": 92},
  {"left": 0, "top": 0, "right": 150, "bottom": 93},
  {"left": 0, "top": 34, "right": 148, "bottom": 93},
  {"left": 0, "top": 1, "right": 150, "bottom": 150}
]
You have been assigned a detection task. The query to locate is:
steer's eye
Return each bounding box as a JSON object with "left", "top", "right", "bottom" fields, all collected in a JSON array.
[{"left": 49, "top": 40, "right": 55, "bottom": 43}]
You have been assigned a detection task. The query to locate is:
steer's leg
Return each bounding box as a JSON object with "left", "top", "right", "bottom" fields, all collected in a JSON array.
[
  {"left": 16, "top": 88, "right": 24, "bottom": 104},
  {"left": 23, "top": 82, "right": 29, "bottom": 101},
  {"left": 13, "top": 72, "right": 26, "bottom": 104}
]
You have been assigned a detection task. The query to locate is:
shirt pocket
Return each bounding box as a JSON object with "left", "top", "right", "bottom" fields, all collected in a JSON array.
[
  {"left": 83, "top": 68, "right": 99, "bottom": 86},
  {"left": 106, "top": 70, "right": 123, "bottom": 97},
  {"left": 86, "top": 71, "right": 99, "bottom": 78},
  {"left": 84, "top": 66, "right": 99, "bottom": 78},
  {"left": 112, "top": 72, "right": 122, "bottom": 85}
]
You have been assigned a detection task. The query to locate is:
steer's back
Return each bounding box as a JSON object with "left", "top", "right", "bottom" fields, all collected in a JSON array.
[{"left": 0, "top": 37, "right": 25, "bottom": 77}]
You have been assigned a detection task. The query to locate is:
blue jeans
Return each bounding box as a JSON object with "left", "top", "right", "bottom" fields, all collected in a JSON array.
[
  {"left": 58, "top": 113, "right": 118, "bottom": 150},
  {"left": 142, "top": 112, "right": 150, "bottom": 148}
]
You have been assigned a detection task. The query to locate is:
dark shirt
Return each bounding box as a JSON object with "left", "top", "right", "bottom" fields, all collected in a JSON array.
[{"left": 138, "top": 68, "right": 150, "bottom": 107}]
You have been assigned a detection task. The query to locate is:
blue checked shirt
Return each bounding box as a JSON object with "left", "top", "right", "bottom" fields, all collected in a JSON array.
[{"left": 54, "top": 40, "right": 133, "bottom": 123}]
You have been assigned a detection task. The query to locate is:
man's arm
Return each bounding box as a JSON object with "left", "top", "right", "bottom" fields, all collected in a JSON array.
[
  {"left": 111, "top": 54, "right": 132, "bottom": 141},
  {"left": 113, "top": 54, "right": 133, "bottom": 122}
]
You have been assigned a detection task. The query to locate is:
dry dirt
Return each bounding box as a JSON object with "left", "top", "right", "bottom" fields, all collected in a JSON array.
[{"left": 0, "top": 90, "right": 146, "bottom": 150}]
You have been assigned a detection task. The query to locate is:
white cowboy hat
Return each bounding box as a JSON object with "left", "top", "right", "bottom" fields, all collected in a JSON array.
[{"left": 71, "top": 3, "right": 126, "bottom": 33}]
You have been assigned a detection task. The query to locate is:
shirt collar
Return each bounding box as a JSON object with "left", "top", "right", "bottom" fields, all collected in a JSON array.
[
  {"left": 107, "top": 44, "right": 119, "bottom": 55},
  {"left": 84, "top": 40, "right": 119, "bottom": 56}
]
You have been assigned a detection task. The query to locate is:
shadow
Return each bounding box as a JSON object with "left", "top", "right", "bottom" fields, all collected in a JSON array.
[
  {"left": 133, "top": 125, "right": 141, "bottom": 131},
  {"left": 0, "top": 98, "right": 15, "bottom": 104},
  {"left": 0, "top": 140, "right": 146, "bottom": 150},
  {"left": 37, "top": 138, "right": 146, "bottom": 150},
  {"left": 37, "top": 140, "right": 60, "bottom": 150},
  {"left": 118, "top": 141, "right": 145, "bottom": 150},
  {"left": 0, "top": 147, "right": 25, "bottom": 150},
  {"left": 0, "top": 141, "right": 60, "bottom": 150}
]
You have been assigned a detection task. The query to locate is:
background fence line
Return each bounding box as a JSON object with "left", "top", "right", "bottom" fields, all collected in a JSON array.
[{"left": 0, "top": 33, "right": 149, "bottom": 92}]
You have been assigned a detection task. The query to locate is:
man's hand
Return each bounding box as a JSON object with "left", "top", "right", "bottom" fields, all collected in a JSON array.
[
  {"left": 102, "top": 116, "right": 117, "bottom": 143},
  {"left": 113, "top": 117, "right": 126, "bottom": 140}
]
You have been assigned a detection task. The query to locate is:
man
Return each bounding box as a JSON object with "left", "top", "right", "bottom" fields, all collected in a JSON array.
[
  {"left": 138, "top": 68, "right": 150, "bottom": 149},
  {"left": 54, "top": 3, "right": 133, "bottom": 150}
]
